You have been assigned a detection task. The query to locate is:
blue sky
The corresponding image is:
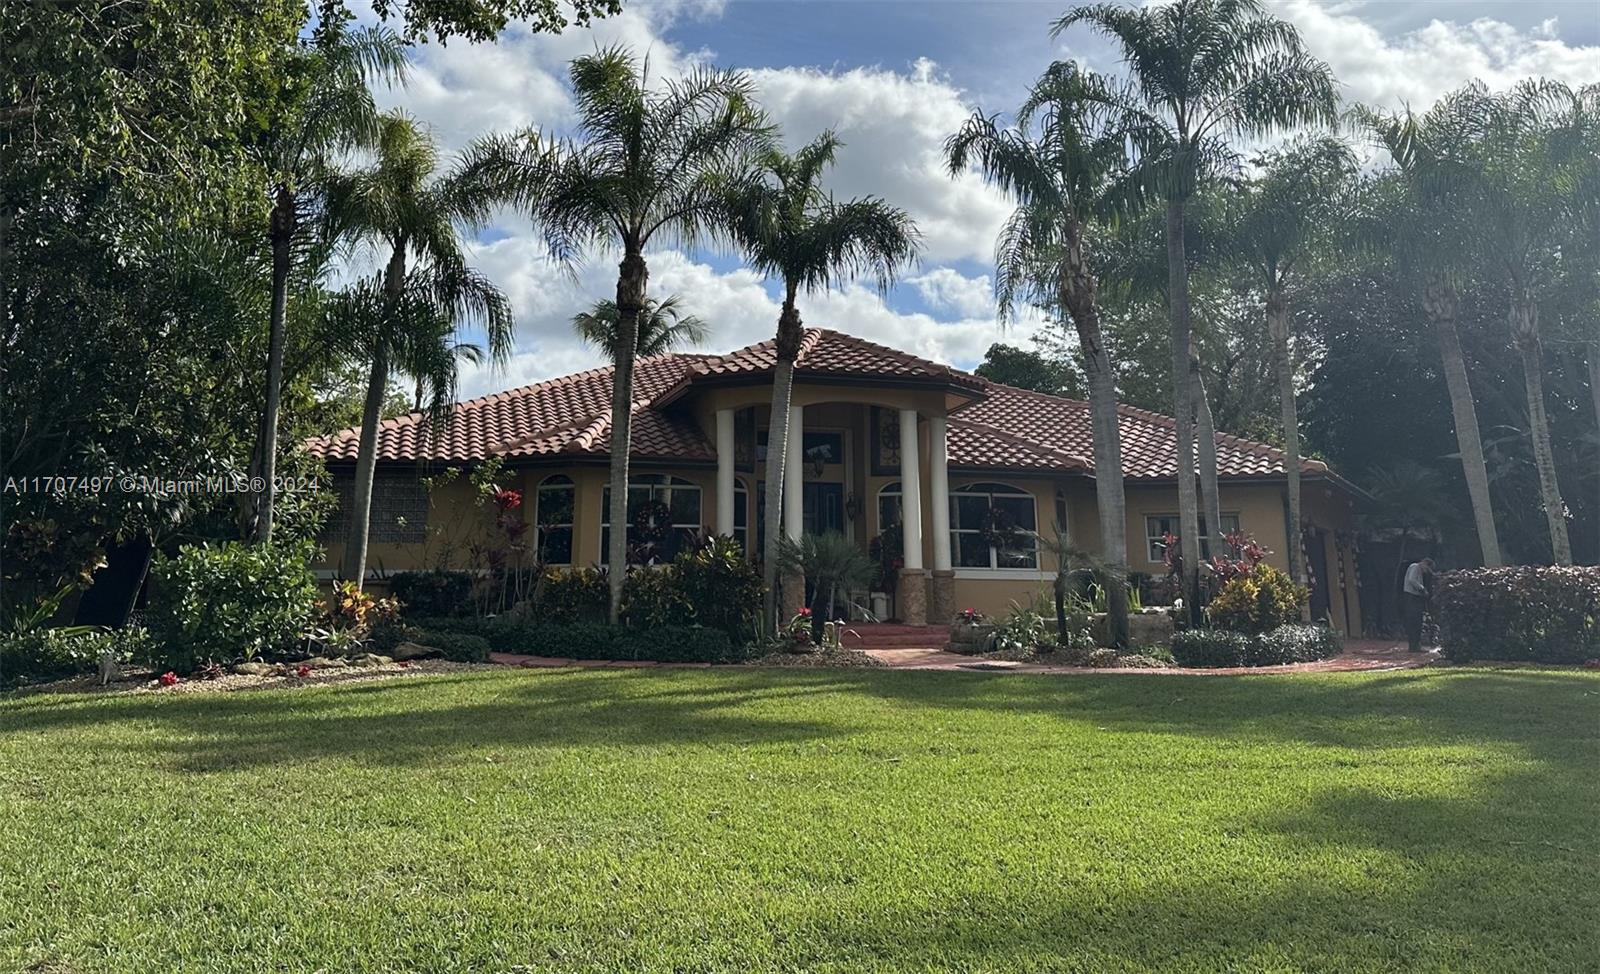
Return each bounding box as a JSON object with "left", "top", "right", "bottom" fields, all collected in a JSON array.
[{"left": 361, "top": 0, "right": 1600, "bottom": 398}]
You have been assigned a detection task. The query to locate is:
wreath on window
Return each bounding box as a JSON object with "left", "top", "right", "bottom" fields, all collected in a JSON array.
[
  {"left": 978, "top": 505, "right": 1021, "bottom": 550},
  {"left": 631, "top": 499, "right": 673, "bottom": 544}
]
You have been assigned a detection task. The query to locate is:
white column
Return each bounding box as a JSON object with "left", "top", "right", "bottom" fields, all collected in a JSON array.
[
  {"left": 929, "top": 414, "right": 951, "bottom": 571},
  {"left": 898, "top": 408, "right": 923, "bottom": 570},
  {"left": 784, "top": 404, "right": 805, "bottom": 541},
  {"left": 715, "top": 408, "right": 736, "bottom": 537}
]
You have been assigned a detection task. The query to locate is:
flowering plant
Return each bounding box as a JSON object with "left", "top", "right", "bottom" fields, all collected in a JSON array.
[
  {"left": 158, "top": 671, "right": 179, "bottom": 687},
  {"left": 295, "top": 664, "right": 312, "bottom": 678},
  {"left": 957, "top": 608, "right": 985, "bottom": 625},
  {"left": 782, "top": 610, "right": 814, "bottom": 649}
]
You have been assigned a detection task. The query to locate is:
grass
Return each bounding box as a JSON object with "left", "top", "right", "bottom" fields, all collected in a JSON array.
[{"left": 2, "top": 666, "right": 1596, "bottom": 973}]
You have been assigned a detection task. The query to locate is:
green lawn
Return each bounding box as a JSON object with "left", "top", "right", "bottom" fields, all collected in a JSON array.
[{"left": 2, "top": 666, "right": 1596, "bottom": 973}]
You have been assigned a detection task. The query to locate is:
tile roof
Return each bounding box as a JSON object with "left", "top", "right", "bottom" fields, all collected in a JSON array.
[{"left": 305, "top": 328, "right": 1329, "bottom": 482}]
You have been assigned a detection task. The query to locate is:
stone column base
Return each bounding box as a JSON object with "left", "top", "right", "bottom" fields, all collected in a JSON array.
[
  {"left": 779, "top": 573, "right": 807, "bottom": 621},
  {"left": 929, "top": 569, "right": 957, "bottom": 626},
  {"left": 896, "top": 568, "right": 928, "bottom": 625}
]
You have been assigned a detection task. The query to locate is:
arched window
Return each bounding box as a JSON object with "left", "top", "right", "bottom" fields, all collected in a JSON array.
[
  {"left": 877, "top": 482, "right": 902, "bottom": 533},
  {"left": 535, "top": 475, "right": 575, "bottom": 565},
  {"left": 601, "top": 475, "right": 703, "bottom": 565},
  {"left": 950, "top": 482, "right": 1038, "bottom": 570}
]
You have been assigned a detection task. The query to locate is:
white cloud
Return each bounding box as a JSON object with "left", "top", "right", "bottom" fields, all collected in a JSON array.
[
  {"left": 909, "top": 267, "right": 995, "bottom": 318},
  {"left": 1281, "top": 1, "right": 1600, "bottom": 111}
]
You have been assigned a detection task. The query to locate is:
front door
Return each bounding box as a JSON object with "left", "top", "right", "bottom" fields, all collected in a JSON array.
[{"left": 803, "top": 482, "right": 846, "bottom": 536}]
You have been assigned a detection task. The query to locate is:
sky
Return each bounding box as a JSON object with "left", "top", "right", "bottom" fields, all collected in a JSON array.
[{"left": 360, "top": 0, "right": 1600, "bottom": 399}]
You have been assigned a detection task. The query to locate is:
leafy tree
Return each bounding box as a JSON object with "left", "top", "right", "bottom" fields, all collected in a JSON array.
[
  {"left": 327, "top": 113, "right": 514, "bottom": 588},
  {"left": 1053, "top": 0, "right": 1337, "bottom": 618},
  {"left": 247, "top": 24, "right": 406, "bottom": 544},
  {"left": 316, "top": 0, "right": 622, "bottom": 45},
  {"left": 572, "top": 295, "right": 709, "bottom": 361},
  {"left": 973, "top": 342, "right": 1083, "bottom": 398},
  {"left": 725, "top": 131, "right": 918, "bottom": 626},
  {"left": 947, "top": 60, "right": 1137, "bottom": 648},
  {"left": 456, "top": 47, "right": 774, "bottom": 622},
  {"left": 1225, "top": 136, "right": 1356, "bottom": 586}
]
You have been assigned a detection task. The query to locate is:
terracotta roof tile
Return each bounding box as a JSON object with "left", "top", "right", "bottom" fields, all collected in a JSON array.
[{"left": 305, "top": 329, "right": 1327, "bottom": 482}]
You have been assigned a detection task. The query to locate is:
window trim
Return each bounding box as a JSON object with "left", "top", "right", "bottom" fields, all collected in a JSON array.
[
  {"left": 949, "top": 481, "right": 1039, "bottom": 571},
  {"left": 535, "top": 474, "right": 576, "bottom": 566}
]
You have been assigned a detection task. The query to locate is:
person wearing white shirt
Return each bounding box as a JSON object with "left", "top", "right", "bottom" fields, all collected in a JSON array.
[{"left": 1403, "top": 558, "right": 1435, "bottom": 652}]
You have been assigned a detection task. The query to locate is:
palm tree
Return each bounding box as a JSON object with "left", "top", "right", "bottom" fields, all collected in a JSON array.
[
  {"left": 1052, "top": 0, "right": 1338, "bottom": 619},
  {"left": 572, "top": 295, "right": 709, "bottom": 361},
  {"left": 1228, "top": 136, "right": 1356, "bottom": 587},
  {"left": 1356, "top": 95, "right": 1504, "bottom": 567},
  {"left": 945, "top": 60, "right": 1136, "bottom": 648},
  {"left": 456, "top": 47, "right": 774, "bottom": 622},
  {"left": 248, "top": 24, "right": 406, "bottom": 543},
  {"left": 328, "top": 112, "right": 515, "bottom": 588},
  {"left": 1458, "top": 81, "right": 1597, "bottom": 565},
  {"left": 776, "top": 532, "right": 877, "bottom": 643},
  {"left": 725, "top": 131, "right": 919, "bottom": 627}
]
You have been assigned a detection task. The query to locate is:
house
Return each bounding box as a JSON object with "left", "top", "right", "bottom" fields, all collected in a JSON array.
[{"left": 306, "top": 328, "right": 1366, "bottom": 631}]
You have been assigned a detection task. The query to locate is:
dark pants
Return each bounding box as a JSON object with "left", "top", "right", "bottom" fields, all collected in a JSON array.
[{"left": 1404, "top": 593, "right": 1427, "bottom": 652}]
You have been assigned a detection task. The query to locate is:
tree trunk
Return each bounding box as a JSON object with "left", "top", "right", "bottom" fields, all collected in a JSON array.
[
  {"left": 343, "top": 242, "right": 407, "bottom": 589},
  {"left": 1191, "top": 357, "right": 1223, "bottom": 561},
  {"left": 1060, "top": 230, "right": 1128, "bottom": 649},
  {"left": 1267, "top": 286, "right": 1304, "bottom": 588},
  {"left": 760, "top": 286, "right": 803, "bottom": 629},
  {"left": 1166, "top": 200, "right": 1201, "bottom": 622},
  {"left": 1425, "top": 278, "right": 1502, "bottom": 567},
  {"left": 606, "top": 250, "right": 648, "bottom": 623},
  {"left": 1589, "top": 343, "right": 1600, "bottom": 566},
  {"left": 256, "top": 183, "right": 295, "bottom": 544},
  {"left": 1510, "top": 293, "right": 1571, "bottom": 565}
]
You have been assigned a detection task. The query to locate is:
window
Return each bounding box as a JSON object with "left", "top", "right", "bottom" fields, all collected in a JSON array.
[
  {"left": 601, "top": 475, "right": 703, "bottom": 565},
  {"left": 949, "top": 482, "right": 1038, "bottom": 570},
  {"left": 756, "top": 428, "right": 844, "bottom": 466},
  {"left": 877, "top": 482, "right": 902, "bottom": 534},
  {"left": 1145, "top": 513, "right": 1241, "bottom": 563},
  {"left": 732, "top": 478, "right": 749, "bottom": 554},
  {"left": 535, "top": 475, "right": 575, "bottom": 565}
]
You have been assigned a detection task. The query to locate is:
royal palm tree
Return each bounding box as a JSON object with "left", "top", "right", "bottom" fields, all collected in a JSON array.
[
  {"left": 248, "top": 24, "right": 406, "bottom": 542},
  {"left": 329, "top": 112, "right": 515, "bottom": 588},
  {"left": 1228, "top": 136, "right": 1356, "bottom": 587},
  {"left": 1356, "top": 93, "right": 1504, "bottom": 566},
  {"left": 572, "top": 295, "right": 709, "bottom": 361},
  {"left": 946, "top": 60, "right": 1136, "bottom": 648},
  {"left": 1053, "top": 0, "right": 1338, "bottom": 618},
  {"left": 456, "top": 47, "right": 774, "bottom": 622},
  {"left": 725, "top": 132, "right": 919, "bottom": 626},
  {"left": 1458, "top": 81, "right": 1598, "bottom": 565}
]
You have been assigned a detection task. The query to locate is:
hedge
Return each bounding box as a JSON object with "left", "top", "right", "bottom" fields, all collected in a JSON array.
[
  {"left": 387, "top": 570, "right": 473, "bottom": 618},
  {"left": 1435, "top": 566, "right": 1600, "bottom": 664},
  {"left": 0, "top": 626, "right": 153, "bottom": 689},
  {"left": 408, "top": 630, "right": 492, "bottom": 663},
  {"left": 1172, "top": 624, "right": 1342, "bottom": 668},
  {"left": 411, "top": 616, "right": 753, "bottom": 664}
]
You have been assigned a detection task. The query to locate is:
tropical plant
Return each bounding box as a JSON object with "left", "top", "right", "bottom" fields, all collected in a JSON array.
[
  {"left": 1225, "top": 136, "right": 1356, "bottom": 588},
  {"left": 572, "top": 295, "right": 710, "bottom": 361},
  {"left": 1053, "top": 0, "right": 1338, "bottom": 619},
  {"left": 325, "top": 112, "right": 515, "bottom": 588},
  {"left": 947, "top": 59, "right": 1138, "bottom": 648},
  {"left": 145, "top": 541, "right": 321, "bottom": 671},
  {"left": 725, "top": 130, "right": 919, "bottom": 626},
  {"left": 776, "top": 532, "right": 877, "bottom": 643},
  {"left": 456, "top": 47, "right": 774, "bottom": 622},
  {"left": 247, "top": 24, "right": 406, "bottom": 543},
  {"left": 1207, "top": 563, "right": 1307, "bottom": 634}
]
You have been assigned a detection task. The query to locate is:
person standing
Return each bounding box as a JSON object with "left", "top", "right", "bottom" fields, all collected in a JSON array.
[{"left": 1403, "top": 557, "right": 1435, "bottom": 653}]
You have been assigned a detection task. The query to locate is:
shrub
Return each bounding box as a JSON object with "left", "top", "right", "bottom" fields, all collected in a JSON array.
[
  {"left": 410, "top": 630, "right": 491, "bottom": 663},
  {"left": 1207, "top": 563, "right": 1306, "bottom": 634},
  {"left": 146, "top": 541, "right": 319, "bottom": 672},
  {"left": 1170, "top": 629, "right": 1253, "bottom": 667},
  {"left": 0, "top": 626, "right": 152, "bottom": 688},
  {"left": 993, "top": 597, "right": 1050, "bottom": 653},
  {"left": 387, "top": 570, "right": 473, "bottom": 618},
  {"left": 676, "top": 536, "right": 764, "bottom": 642},
  {"left": 529, "top": 567, "right": 609, "bottom": 624},
  {"left": 484, "top": 620, "right": 752, "bottom": 664},
  {"left": 620, "top": 565, "right": 693, "bottom": 629},
  {"left": 1435, "top": 566, "right": 1600, "bottom": 664},
  {"left": 1172, "top": 624, "right": 1342, "bottom": 668}
]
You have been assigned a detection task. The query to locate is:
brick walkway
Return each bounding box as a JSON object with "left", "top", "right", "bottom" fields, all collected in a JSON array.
[
  {"left": 490, "top": 640, "right": 1440, "bottom": 676},
  {"left": 864, "top": 639, "right": 1440, "bottom": 675}
]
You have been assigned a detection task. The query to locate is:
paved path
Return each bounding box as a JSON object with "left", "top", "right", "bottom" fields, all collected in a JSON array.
[
  {"left": 863, "top": 639, "right": 1439, "bottom": 675},
  {"left": 490, "top": 640, "right": 1440, "bottom": 676}
]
